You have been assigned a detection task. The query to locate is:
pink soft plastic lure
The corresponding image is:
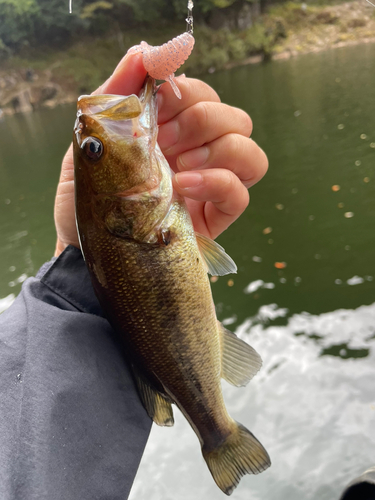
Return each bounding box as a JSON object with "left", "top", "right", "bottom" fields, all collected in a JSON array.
[{"left": 128, "top": 32, "right": 195, "bottom": 99}]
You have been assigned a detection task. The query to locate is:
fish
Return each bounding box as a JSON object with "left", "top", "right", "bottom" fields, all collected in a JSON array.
[{"left": 73, "top": 76, "right": 271, "bottom": 495}]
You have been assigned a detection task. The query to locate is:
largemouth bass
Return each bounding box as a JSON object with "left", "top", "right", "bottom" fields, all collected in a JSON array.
[{"left": 73, "top": 76, "right": 271, "bottom": 495}]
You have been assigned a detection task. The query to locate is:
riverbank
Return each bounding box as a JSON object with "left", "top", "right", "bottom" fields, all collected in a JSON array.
[{"left": 1, "top": 1, "right": 374, "bottom": 114}]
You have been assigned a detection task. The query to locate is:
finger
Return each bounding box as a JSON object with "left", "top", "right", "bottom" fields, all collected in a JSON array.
[
  {"left": 158, "top": 102, "right": 253, "bottom": 157},
  {"left": 59, "top": 143, "right": 74, "bottom": 183},
  {"left": 172, "top": 169, "right": 250, "bottom": 239},
  {"left": 157, "top": 76, "right": 221, "bottom": 124},
  {"left": 177, "top": 135, "right": 268, "bottom": 188},
  {"left": 94, "top": 52, "right": 147, "bottom": 97}
]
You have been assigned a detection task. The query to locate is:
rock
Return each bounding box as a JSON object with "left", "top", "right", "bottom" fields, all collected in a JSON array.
[
  {"left": 40, "top": 84, "right": 58, "bottom": 102},
  {"left": 7, "top": 89, "right": 33, "bottom": 114},
  {"left": 238, "top": 2, "right": 260, "bottom": 30},
  {"left": 0, "top": 80, "right": 61, "bottom": 114},
  {"left": 25, "top": 68, "right": 35, "bottom": 82}
]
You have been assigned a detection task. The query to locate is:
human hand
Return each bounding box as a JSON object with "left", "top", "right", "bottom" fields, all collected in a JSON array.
[{"left": 54, "top": 53, "right": 268, "bottom": 256}]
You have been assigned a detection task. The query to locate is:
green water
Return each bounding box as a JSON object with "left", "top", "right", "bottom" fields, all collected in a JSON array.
[
  {"left": 0, "top": 104, "right": 74, "bottom": 309},
  {"left": 207, "top": 43, "right": 375, "bottom": 326},
  {"left": 1, "top": 43, "right": 375, "bottom": 500}
]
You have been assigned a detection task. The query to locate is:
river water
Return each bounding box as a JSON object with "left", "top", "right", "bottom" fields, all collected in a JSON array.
[{"left": 1, "top": 43, "right": 375, "bottom": 499}]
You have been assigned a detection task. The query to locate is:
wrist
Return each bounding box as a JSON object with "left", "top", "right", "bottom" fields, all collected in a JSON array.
[{"left": 54, "top": 238, "right": 79, "bottom": 257}]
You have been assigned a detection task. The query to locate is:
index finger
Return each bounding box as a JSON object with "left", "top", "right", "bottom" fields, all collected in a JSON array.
[{"left": 157, "top": 77, "right": 221, "bottom": 124}]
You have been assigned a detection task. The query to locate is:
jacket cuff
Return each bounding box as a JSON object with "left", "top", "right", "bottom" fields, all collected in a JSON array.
[{"left": 38, "top": 245, "right": 104, "bottom": 317}]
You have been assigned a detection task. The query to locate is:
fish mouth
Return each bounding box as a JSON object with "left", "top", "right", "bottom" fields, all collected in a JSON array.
[{"left": 74, "top": 77, "right": 157, "bottom": 146}]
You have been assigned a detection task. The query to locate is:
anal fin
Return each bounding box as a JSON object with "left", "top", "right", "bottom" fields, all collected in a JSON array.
[
  {"left": 220, "top": 323, "right": 262, "bottom": 387},
  {"left": 132, "top": 365, "right": 174, "bottom": 427}
]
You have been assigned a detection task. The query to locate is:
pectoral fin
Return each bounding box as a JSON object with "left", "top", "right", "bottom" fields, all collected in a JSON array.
[
  {"left": 132, "top": 365, "right": 174, "bottom": 427},
  {"left": 196, "top": 233, "right": 237, "bottom": 276},
  {"left": 219, "top": 323, "right": 262, "bottom": 387}
]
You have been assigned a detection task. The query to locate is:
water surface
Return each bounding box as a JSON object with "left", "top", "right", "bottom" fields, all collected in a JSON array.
[{"left": 1, "top": 42, "right": 375, "bottom": 499}]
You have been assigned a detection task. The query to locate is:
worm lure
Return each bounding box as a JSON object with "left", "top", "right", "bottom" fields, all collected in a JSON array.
[
  {"left": 68, "top": 0, "right": 195, "bottom": 99},
  {"left": 128, "top": 32, "right": 195, "bottom": 99}
]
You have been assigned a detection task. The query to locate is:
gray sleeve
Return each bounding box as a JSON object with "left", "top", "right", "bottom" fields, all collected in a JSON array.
[{"left": 0, "top": 245, "right": 152, "bottom": 500}]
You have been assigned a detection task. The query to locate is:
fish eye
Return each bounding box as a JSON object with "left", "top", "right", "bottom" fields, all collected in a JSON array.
[{"left": 82, "top": 137, "right": 103, "bottom": 160}]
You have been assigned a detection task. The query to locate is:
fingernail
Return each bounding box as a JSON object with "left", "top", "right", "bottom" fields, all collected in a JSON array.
[
  {"left": 158, "top": 121, "right": 180, "bottom": 151},
  {"left": 113, "top": 52, "right": 130, "bottom": 76},
  {"left": 174, "top": 172, "right": 203, "bottom": 189},
  {"left": 178, "top": 146, "right": 209, "bottom": 171}
]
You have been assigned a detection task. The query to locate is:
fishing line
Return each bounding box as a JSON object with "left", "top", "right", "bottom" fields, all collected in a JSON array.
[{"left": 186, "top": 0, "right": 194, "bottom": 34}]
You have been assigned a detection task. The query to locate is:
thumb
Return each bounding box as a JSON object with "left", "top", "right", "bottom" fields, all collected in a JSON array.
[{"left": 94, "top": 52, "right": 147, "bottom": 97}]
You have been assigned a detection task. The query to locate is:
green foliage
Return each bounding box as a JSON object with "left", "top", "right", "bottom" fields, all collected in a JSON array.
[
  {"left": 209, "top": 0, "right": 236, "bottom": 8},
  {"left": 80, "top": 1, "right": 113, "bottom": 19},
  {"left": 118, "top": 0, "right": 168, "bottom": 22},
  {"left": 0, "top": 0, "right": 39, "bottom": 46},
  {"left": 184, "top": 23, "right": 271, "bottom": 73},
  {"left": 0, "top": 0, "right": 319, "bottom": 63},
  {"left": 268, "top": 2, "right": 315, "bottom": 27},
  {"left": 0, "top": 0, "right": 265, "bottom": 54},
  {"left": 0, "top": 0, "right": 89, "bottom": 51}
]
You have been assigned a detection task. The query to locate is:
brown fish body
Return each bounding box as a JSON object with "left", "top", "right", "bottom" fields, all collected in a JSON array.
[{"left": 74, "top": 77, "right": 270, "bottom": 494}]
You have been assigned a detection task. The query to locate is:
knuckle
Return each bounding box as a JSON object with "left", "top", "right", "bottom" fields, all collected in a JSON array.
[
  {"left": 222, "top": 169, "right": 236, "bottom": 190},
  {"left": 193, "top": 101, "right": 212, "bottom": 130},
  {"left": 240, "top": 187, "right": 250, "bottom": 211},
  {"left": 226, "top": 179, "right": 249, "bottom": 216},
  {"left": 241, "top": 110, "right": 253, "bottom": 136},
  {"left": 181, "top": 77, "right": 193, "bottom": 102},
  {"left": 230, "top": 133, "right": 245, "bottom": 159},
  {"left": 191, "top": 78, "right": 221, "bottom": 103},
  {"left": 254, "top": 146, "right": 269, "bottom": 182},
  {"left": 260, "top": 149, "right": 269, "bottom": 176}
]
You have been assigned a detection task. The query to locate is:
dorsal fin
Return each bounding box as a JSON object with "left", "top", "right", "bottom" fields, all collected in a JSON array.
[{"left": 196, "top": 233, "right": 237, "bottom": 276}]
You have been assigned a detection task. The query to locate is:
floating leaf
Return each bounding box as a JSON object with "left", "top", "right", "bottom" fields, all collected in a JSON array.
[{"left": 274, "top": 262, "right": 286, "bottom": 269}]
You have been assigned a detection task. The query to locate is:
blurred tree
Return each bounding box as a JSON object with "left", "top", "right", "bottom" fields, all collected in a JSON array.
[
  {"left": 116, "top": 0, "right": 167, "bottom": 22},
  {"left": 0, "top": 0, "right": 39, "bottom": 47},
  {"left": 80, "top": 1, "right": 113, "bottom": 19},
  {"left": 0, "top": 0, "right": 265, "bottom": 55}
]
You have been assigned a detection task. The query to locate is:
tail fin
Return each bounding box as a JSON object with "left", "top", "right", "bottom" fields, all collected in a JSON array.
[{"left": 202, "top": 422, "right": 271, "bottom": 495}]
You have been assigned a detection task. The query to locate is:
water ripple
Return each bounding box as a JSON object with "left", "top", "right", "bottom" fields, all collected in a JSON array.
[{"left": 130, "top": 303, "right": 375, "bottom": 500}]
